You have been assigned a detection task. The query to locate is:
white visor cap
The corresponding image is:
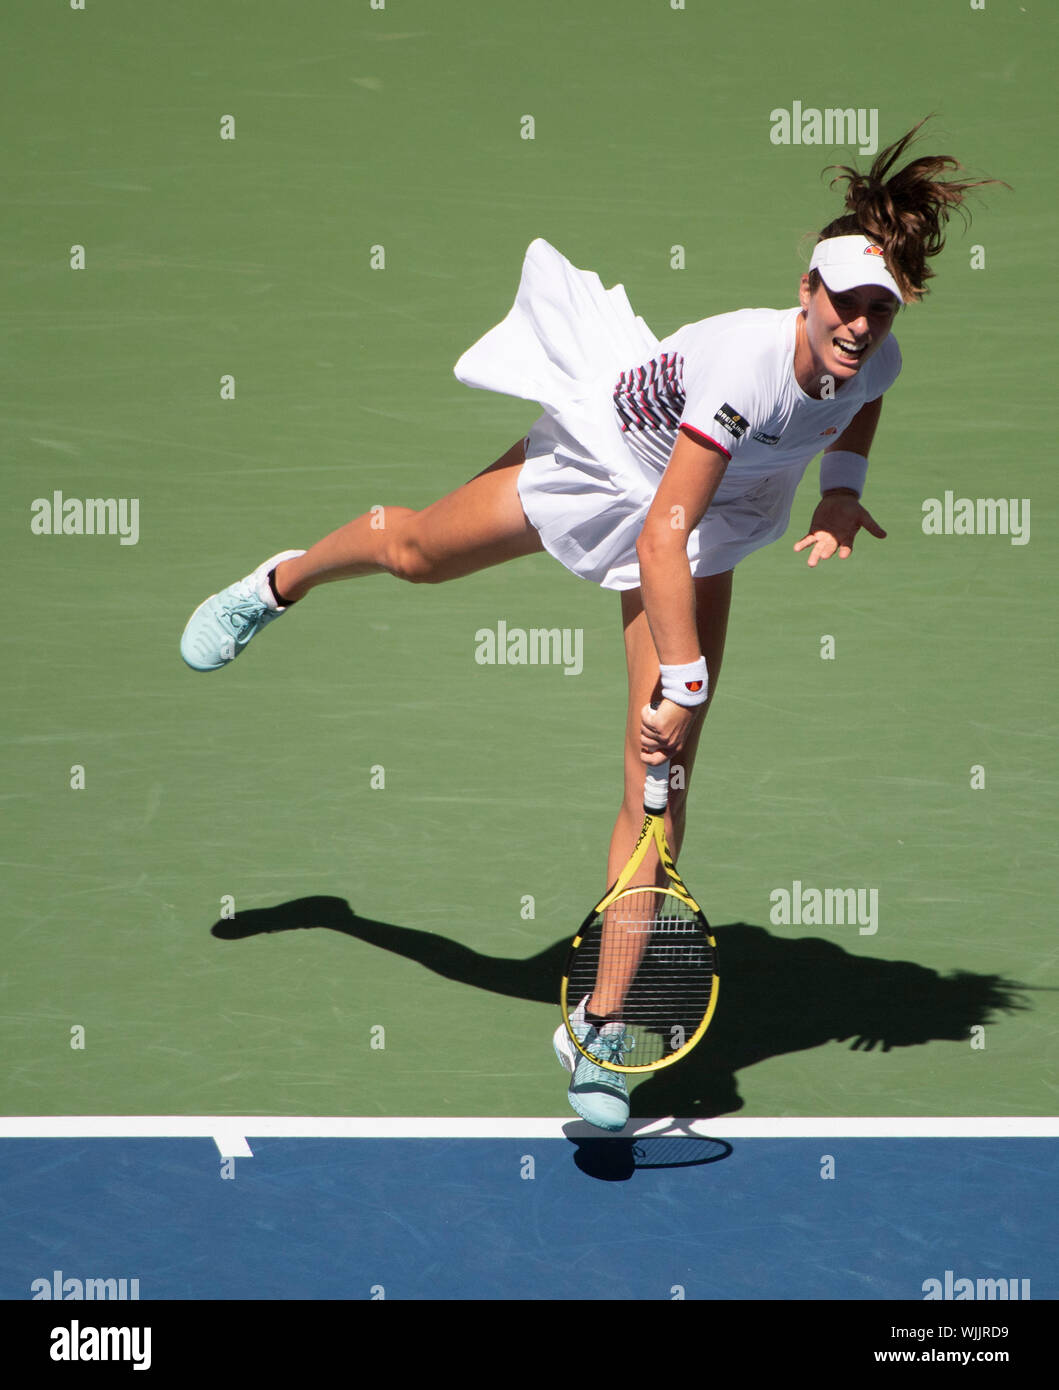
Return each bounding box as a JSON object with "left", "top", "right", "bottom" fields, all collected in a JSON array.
[{"left": 809, "top": 234, "right": 904, "bottom": 304}]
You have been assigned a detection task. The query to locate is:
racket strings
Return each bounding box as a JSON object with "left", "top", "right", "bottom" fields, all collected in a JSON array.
[{"left": 568, "top": 886, "right": 716, "bottom": 1066}]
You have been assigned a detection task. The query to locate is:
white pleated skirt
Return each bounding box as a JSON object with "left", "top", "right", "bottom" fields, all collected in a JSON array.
[{"left": 454, "top": 239, "right": 801, "bottom": 591}]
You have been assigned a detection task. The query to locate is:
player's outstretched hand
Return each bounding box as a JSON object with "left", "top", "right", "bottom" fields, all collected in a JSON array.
[{"left": 793, "top": 491, "right": 887, "bottom": 568}]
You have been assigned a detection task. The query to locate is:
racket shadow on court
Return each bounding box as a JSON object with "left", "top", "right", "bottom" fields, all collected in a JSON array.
[
  {"left": 210, "top": 897, "right": 1029, "bottom": 1121},
  {"left": 564, "top": 1129, "right": 734, "bottom": 1182}
]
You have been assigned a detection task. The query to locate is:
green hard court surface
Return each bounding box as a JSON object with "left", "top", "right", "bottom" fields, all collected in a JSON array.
[{"left": 2, "top": 0, "right": 1054, "bottom": 1123}]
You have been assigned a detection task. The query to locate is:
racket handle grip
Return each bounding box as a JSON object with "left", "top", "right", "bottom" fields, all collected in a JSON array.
[
  {"left": 644, "top": 697, "right": 669, "bottom": 812},
  {"left": 644, "top": 760, "right": 670, "bottom": 813}
]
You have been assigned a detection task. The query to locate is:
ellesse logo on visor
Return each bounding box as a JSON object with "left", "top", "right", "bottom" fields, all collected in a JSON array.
[{"left": 864, "top": 244, "right": 884, "bottom": 257}]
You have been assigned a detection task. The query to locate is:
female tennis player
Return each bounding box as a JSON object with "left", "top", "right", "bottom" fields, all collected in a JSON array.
[{"left": 180, "top": 119, "right": 996, "bottom": 1130}]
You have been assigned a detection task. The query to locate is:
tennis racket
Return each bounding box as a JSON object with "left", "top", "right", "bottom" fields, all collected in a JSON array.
[{"left": 559, "top": 749, "right": 719, "bottom": 1074}]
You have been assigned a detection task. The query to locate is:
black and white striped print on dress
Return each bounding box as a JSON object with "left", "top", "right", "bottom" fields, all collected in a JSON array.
[{"left": 613, "top": 351, "right": 685, "bottom": 471}]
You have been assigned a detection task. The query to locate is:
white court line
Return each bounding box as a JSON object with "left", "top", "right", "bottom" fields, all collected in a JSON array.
[{"left": 0, "top": 1115, "right": 1057, "bottom": 1157}]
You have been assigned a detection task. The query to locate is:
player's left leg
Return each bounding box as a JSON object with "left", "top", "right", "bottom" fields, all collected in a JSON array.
[
  {"left": 586, "top": 570, "right": 731, "bottom": 1018},
  {"left": 555, "top": 570, "right": 733, "bottom": 1128}
]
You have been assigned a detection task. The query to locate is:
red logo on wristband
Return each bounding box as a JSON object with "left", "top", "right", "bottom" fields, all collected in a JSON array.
[{"left": 685, "top": 680, "right": 704, "bottom": 693}]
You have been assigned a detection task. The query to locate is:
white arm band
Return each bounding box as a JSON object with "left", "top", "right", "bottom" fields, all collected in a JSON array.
[
  {"left": 660, "top": 657, "right": 709, "bottom": 708},
  {"left": 820, "top": 450, "right": 869, "bottom": 497}
]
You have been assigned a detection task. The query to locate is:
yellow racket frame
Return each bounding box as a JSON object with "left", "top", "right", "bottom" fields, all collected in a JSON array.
[{"left": 560, "top": 803, "right": 720, "bottom": 1074}]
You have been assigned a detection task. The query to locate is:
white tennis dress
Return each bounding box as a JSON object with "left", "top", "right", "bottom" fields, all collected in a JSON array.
[{"left": 454, "top": 239, "right": 901, "bottom": 591}]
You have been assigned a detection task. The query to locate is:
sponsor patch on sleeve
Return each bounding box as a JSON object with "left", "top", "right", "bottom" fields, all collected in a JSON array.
[{"left": 713, "top": 403, "right": 749, "bottom": 440}]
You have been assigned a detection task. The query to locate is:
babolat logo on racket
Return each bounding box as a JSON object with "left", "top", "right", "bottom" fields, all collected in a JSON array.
[{"left": 713, "top": 403, "right": 749, "bottom": 439}]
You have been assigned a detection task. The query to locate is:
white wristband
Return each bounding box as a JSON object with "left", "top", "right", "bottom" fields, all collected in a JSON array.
[
  {"left": 820, "top": 450, "right": 869, "bottom": 497},
  {"left": 660, "top": 657, "right": 709, "bottom": 708}
]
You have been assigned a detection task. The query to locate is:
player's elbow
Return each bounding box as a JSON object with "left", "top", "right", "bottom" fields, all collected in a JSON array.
[{"left": 636, "top": 520, "right": 684, "bottom": 571}]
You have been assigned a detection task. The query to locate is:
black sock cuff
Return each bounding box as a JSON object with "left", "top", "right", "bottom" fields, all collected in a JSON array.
[{"left": 267, "top": 567, "right": 296, "bottom": 607}]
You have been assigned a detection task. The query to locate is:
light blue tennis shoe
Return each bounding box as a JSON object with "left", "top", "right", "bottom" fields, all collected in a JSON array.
[
  {"left": 180, "top": 549, "right": 305, "bottom": 671},
  {"left": 553, "top": 997, "right": 631, "bottom": 1132}
]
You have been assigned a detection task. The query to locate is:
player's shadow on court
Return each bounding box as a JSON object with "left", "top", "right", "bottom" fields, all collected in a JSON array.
[{"left": 211, "top": 896, "right": 1028, "bottom": 1120}]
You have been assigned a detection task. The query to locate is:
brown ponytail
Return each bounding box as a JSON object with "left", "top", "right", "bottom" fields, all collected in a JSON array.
[{"left": 814, "top": 116, "right": 1008, "bottom": 302}]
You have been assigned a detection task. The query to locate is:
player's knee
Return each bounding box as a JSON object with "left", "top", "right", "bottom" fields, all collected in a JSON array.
[{"left": 383, "top": 523, "right": 442, "bottom": 584}]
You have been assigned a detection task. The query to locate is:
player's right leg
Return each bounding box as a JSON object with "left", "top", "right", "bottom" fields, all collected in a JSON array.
[
  {"left": 180, "top": 438, "right": 540, "bottom": 671},
  {"left": 273, "top": 436, "right": 540, "bottom": 596}
]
